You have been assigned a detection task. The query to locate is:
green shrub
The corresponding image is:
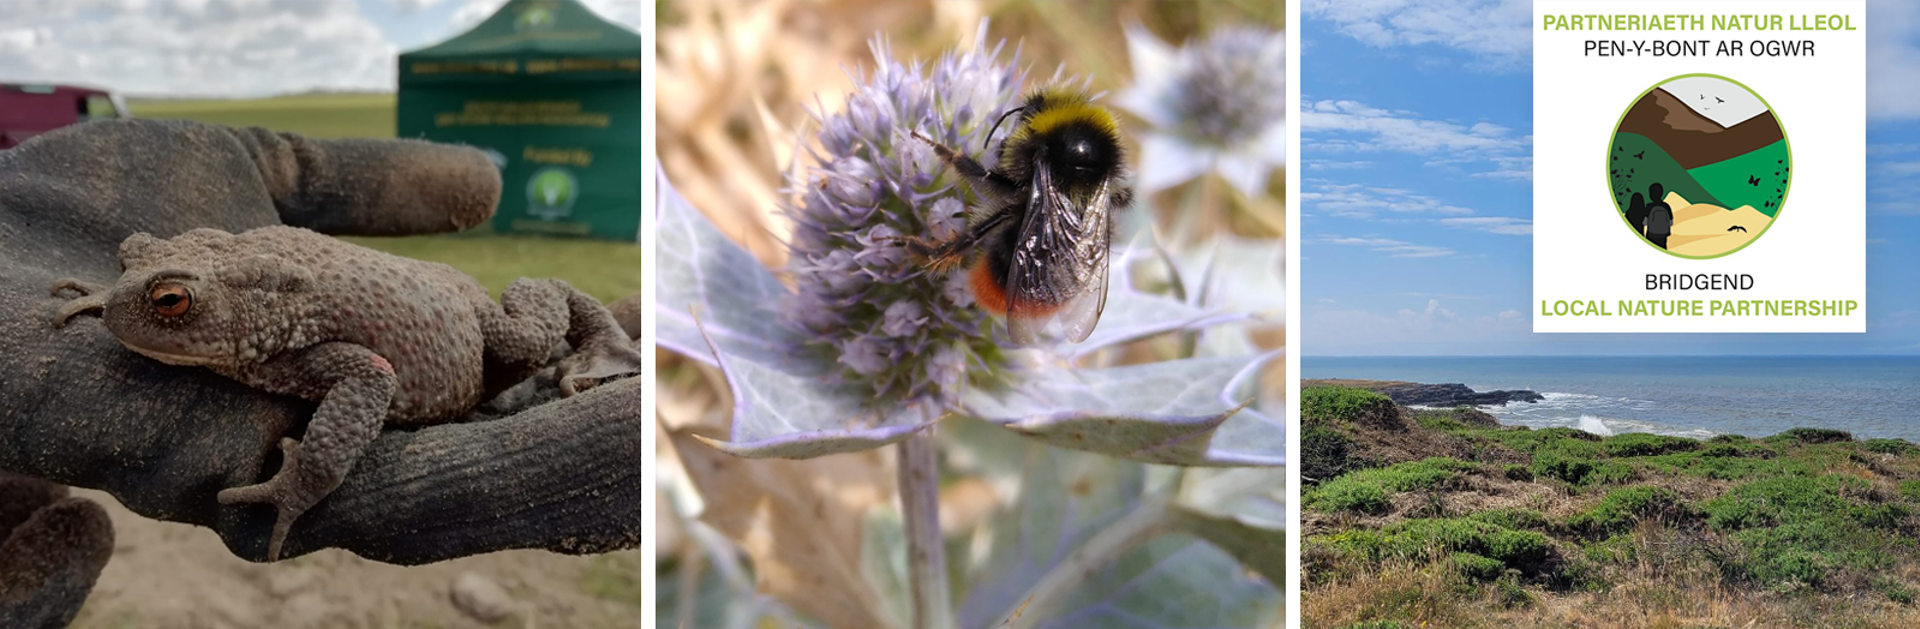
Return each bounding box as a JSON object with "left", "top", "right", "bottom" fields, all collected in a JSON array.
[
  {"left": 1306, "top": 458, "right": 1477, "bottom": 514},
  {"left": 1415, "top": 414, "right": 1467, "bottom": 431},
  {"left": 1702, "top": 476, "right": 1863, "bottom": 531},
  {"left": 1567, "top": 486, "right": 1693, "bottom": 536},
  {"left": 1302, "top": 425, "right": 1356, "bottom": 483},
  {"left": 1769, "top": 427, "right": 1854, "bottom": 445},
  {"left": 1704, "top": 475, "right": 1910, "bottom": 588},
  {"left": 1304, "top": 386, "right": 1396, "bottom": 425},
  {"left": 1309, "top": 480, "right": 1390, "bottom": 514},
  {"left": 1583, "top": 461, "right": 1639, "bottom": 486},
  {"left": 1454, "top": 552, "right": 1504, "bottom": 580},
  {"left": 1877, "top": 576, "right": 1919, "bottom": 605},
  {"left": 1322, "top": 518, "right": 1552, "bottom": 572},
  {"left": 1700, "top": 443, "right": 1746, "bottom": 458},
  {"left": 1603, "top": 433, "right": 1700, "bottom": 457},
  {"left": 1532, "top": 451, "right": 1596, "bottom": 485},
  {"left": 1900, "top": 480, "right": 1920, "bottom": 502},
  {"left": 1584, "top": 533, "right": 1636, "bottom": 566},
  {"left": 1863, "top": 438, "right": 1919, "bottom": 455}
]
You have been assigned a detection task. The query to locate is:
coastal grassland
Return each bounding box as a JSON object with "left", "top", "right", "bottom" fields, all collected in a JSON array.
[
  {"left": 1303, "top": 385, "right": 1920, "bottom": 629},
  {"left": 126, "top": 94, "right": 640, "bottom": 303},
  {"left": 130, "top": 93, "right": 395, "bottom": 139}
]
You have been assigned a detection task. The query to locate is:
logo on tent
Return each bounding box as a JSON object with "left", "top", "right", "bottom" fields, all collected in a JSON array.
[
  {"left": 527, "top": 166, "right": 577, "bottom": 220},
  {"left": 515, "top": 6, "right": 556, "bottom": 32}
]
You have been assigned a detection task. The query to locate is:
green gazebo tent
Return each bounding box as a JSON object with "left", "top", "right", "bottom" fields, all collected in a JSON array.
[{"left": 397, "top": 0, "right": 642, "bottom": 241}]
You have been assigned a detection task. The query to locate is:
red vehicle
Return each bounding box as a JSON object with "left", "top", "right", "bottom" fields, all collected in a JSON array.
[{"left": 0, "top": 83, "right": 130, "bottom": 149}]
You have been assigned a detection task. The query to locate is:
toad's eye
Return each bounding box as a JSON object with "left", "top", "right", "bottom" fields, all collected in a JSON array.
[{"left": 150, "top": 285, "right": 191, "bottom": 317}]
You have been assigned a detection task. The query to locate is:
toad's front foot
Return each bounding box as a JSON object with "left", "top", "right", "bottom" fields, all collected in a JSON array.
[
  {"left": 556, "top": 339, "right": 644, "bottom": 396},
  {"left": 217, "top": 437, "right": 338, "bottom": 561},
  {"left": 49, "top": 279, "right": 109, "bottom": 327}
]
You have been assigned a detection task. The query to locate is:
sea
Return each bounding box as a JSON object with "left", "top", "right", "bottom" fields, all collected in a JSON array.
[{"left": 1303, "top": 356, "right": 1920, "bottom": 442}]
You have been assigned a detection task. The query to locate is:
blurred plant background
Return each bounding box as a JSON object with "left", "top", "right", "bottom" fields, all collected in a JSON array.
[{"left": 655, "top": 1, "right": 1287, "bottom": 627}]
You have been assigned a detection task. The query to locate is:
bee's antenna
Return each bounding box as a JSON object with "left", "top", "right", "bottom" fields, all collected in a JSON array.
[{"left": 985, "top": 106, "right": 1025, "bottom": 149}]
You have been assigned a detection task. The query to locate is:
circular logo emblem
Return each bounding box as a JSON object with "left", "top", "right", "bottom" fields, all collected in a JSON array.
[
  {"left": 1607, "top": 73, "right": 1790, "bottom": 259},
  {"left": 515, "top": 6, "right": 556, "bottom": 32},
  {"left": 527, "top": 167, "right": 577, "bottom": 219}
]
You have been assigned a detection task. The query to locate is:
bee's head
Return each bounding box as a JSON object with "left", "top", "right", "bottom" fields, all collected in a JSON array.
[{"left": 1003, "top": 89, "right": 1126, "bottom": 195}]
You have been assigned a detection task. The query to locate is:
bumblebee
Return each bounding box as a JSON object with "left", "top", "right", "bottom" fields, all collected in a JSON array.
[{"left": 907, "top": 88, "right": 1132, "bottom": 345}]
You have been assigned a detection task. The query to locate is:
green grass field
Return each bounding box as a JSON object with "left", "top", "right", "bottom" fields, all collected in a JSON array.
[
  {"left": 129, "top": 93, "right": 641, "bottom": 303},
  {"left": 131, "top": 93, "right": 397, "bottom": 139}
]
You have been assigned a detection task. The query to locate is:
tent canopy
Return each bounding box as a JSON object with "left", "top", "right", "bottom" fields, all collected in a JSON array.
[
  {"left": 400, "top": 0, "right": 642, "bottom": 85},
  {"left": 397, "top": 0, "right": 642, "bottom": 241}
]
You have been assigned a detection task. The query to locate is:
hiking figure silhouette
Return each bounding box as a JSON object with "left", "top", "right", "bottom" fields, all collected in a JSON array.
[{"left": 1643, "top": 182, "right": 1672, "bottom": 249}]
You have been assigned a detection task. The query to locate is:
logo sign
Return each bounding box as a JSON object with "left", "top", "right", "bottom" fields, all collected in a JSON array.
[
  {"left": 515, "top": 6, "right": 556, "bottom": 32},
  {"left": 527, "top": 167, "right": 578, "bottom": 220},
  {"left": 1607, "top": 74, "right": 1790, "bottom": 259},
  {"left": 1533, "top": 0, "right": 1864, "bottom": 333}
]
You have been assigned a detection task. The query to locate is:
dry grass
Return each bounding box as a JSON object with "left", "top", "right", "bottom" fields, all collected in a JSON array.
[{"left": 1307, "top": 555, "right": 1920, "bottom": 629}]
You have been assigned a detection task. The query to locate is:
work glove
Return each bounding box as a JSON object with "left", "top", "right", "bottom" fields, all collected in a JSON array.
[{"left": 0, "top": 120, "right": 642, "bottom": 571}]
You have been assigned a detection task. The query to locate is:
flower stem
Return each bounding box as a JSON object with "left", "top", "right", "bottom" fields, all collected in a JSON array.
[
  {"left": 993, "top": 499, "right": 1176, "bottom": 628},
  {"left": 898, "top": 431, "right": 953, "bottom": 629}
]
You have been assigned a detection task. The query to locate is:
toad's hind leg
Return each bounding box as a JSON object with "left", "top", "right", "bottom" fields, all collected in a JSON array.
[
  {"left": 477, "top": 278, "right": 571, "bottom": 396},
  {"left": 217, "top": 342, "right": 395, "bottom": 561},
  {"left": 482, "top": 278, "right": 642, "bottom": 397}
]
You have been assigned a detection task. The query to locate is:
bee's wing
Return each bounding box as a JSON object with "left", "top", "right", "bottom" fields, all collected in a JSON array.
[{"left": 1004, "top": 152, "right": 1113, "bottom": 345}]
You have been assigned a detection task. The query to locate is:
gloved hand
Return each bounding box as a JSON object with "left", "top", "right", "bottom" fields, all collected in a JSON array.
[
  {"left": 0, "top": 120, "right": 642, "bottom": 565},
  {"left": 0, "top": 473, "right": 113, "bottom": 629}
]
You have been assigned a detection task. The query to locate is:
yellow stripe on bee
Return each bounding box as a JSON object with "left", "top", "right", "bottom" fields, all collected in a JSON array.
[{"left": 1019, "top": 91, "right": 1119, "bottom": 138}]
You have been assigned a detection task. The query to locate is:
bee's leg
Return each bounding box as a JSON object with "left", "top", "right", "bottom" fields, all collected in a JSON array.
[
  {"left": 910, "top": 131, "right": 1022, "bottom": 200},
  {"left": 897, "top": 206, "right": 1015, "bottom": 272}
]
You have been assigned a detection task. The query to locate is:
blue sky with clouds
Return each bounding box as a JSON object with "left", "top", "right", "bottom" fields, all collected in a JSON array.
[
  {"left": 0, "top": 0, "right": 641, "bottom": 98},
  {"left": 1301, "top": 0, "right": 1920, "bottom": 355}
]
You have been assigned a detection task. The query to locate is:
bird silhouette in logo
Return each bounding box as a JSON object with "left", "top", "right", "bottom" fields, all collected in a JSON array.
[{"left": 1748, "top": 175, "right": 1761, "bottom": 186}]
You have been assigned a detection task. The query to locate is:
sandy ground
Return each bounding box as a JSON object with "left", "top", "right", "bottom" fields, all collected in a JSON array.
[
  {"left": 64, "top": 489, "right": 643, "bottom": 629},
  {"left": 1661, "top": 192, "right": 1771, "bottom": 256}
]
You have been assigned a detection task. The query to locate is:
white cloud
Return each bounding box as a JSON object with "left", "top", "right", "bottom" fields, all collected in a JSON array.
[
  {"left": 446, "top": 0, "right": 641, "bottom": 33},
  {"left": 1302, "top": 0, "right": 1531, "bottom": 65},
  {"left": 0, "top": 0, "right": 393, "bottom": 97},
  {"left": 0, "top": 0, "right": 643, "bottom": 98},
  {"left": 1302, "top": 181, "right": 1475, "bottom": 218},
  {"left": 1320, "top": 235, "right": 1457, "bottom": 258},
  {"left": 1866, "top": 0, "right": 1920, "bottom": 121},
  {"left": 1303, "top": 99, "right": 1532, "bottom": 179},
  {"left": 1438, "top": 216, "right": 1532, "bottom": 235}
]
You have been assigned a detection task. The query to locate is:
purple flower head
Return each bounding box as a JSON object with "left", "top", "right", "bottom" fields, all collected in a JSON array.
[
  {"left": 1170, "top": 27, "right": 1286, "bottom": 148},
  {"left": 782, "top": 27, "right": 1035, "bottom": 405}
]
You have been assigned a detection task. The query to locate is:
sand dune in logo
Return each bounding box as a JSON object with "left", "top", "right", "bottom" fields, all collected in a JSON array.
[{"left": 1660, "top": 192, "right": 1772, "bottom": 256}]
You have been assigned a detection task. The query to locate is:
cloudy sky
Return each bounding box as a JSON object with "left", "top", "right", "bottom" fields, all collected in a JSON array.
[
  {"left": 0, "top": 0, "right": 643, "bottom": 97},
  {"left": 1300, "top": 0, "right": 1920, "bottom": 355}
]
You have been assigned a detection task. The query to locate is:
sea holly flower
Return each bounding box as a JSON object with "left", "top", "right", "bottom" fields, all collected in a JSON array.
[
  {"left": 1117, "top": 25, "right": 1288, "bottom": 197},
  {"left": 654, "top": 25, "right": 1284, "bottom": 466}
]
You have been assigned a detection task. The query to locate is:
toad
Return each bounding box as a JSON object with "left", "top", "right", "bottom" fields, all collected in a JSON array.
[{"left": 50, "top": 226, "right": 642, "bottom": 560}]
